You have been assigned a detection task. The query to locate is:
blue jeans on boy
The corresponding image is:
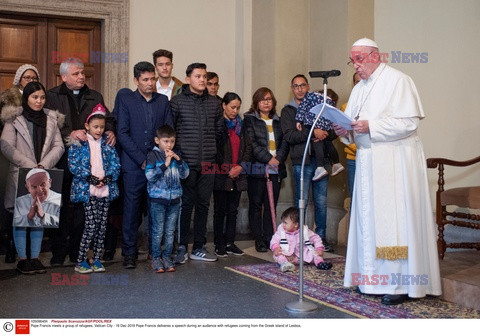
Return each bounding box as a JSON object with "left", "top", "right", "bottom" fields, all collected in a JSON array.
[
  {"left": 150, "top": 201, "right": 180, "bottom": 259},
  {"left": 293, "top": 161, "right": 329, "bottom": 239}
]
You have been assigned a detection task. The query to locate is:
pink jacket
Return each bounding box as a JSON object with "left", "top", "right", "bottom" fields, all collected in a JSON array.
[{"left": 270, "top": 223, "right": 325, "bottom": 263}]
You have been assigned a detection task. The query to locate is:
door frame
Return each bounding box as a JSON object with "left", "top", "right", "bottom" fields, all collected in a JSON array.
[{"left": 0, "top": 0, "right": 129, "bottom": 108}]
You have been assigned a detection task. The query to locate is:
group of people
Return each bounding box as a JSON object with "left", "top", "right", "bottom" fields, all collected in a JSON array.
[{"left": 0, "top": 38, "right": 442, "bottom": 305}]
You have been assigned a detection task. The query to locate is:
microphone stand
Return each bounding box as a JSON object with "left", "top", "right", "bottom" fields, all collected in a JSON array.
[{"left": 285, "top": 75, "right": 331, "bottom": 313}]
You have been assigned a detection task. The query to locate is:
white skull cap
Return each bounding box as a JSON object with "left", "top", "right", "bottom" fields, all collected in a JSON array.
[
  {"left": 25, "top": 168, "right": 50, "bottom": 183},
  {"left": 352, "top": 37, "right": 379, "bottom": 48}
]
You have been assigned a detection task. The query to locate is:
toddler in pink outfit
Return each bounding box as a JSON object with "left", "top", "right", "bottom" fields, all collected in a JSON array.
[{"left": 270, "top": 207, "right": 332, "bottom": 272}]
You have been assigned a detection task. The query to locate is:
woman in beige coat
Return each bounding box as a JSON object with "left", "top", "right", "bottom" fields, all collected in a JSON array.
[
  {"left": 1, "top": 81, "right": 64, "bottom": 274},
  {"left": 0, "top": 64, "right": 41, "bottom": 263}
]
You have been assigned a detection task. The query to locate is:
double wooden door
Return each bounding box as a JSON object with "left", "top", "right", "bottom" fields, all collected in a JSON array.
[{"left": 0, "top": 13, "right": 101, "bottom": 93}]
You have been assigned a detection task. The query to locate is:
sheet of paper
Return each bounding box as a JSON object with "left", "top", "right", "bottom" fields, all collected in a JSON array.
[{"left": 309, "top": 103, "right": 353, "bottom": 130}]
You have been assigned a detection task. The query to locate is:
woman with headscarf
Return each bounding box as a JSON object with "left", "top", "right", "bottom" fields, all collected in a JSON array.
[
  {"left": 0, "top": 64, "right": 41, "bottom": 263},
  {"left": 1, "top": 81, "right": 64, "bottom": 274}
]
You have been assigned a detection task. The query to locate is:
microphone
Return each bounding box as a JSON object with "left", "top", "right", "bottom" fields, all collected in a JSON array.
[{"left": 309, "top": 70, "right": 341, "bottom": 78}]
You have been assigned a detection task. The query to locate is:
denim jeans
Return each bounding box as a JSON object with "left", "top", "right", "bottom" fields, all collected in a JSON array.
[
  {"left": 346, "top": 158, "right": 356, "bottom": 198},
  {"left": 293, "top": 162, "right": 329, "bottom": 239},
  {"left": 14, "top": 227, "right": 44, "bottom": 259},
  {"left": 150, "top": 201, "right": 180, "bottom": 259}
]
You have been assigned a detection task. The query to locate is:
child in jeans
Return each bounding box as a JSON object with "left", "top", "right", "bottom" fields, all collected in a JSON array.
[
  {"left": 296, "top": 89, "right": 344, "bottom": 181},
  {"left": 146, "top": 125, "right": 189, "bottom": 273},
  {"left": 270, "top": 207, "right": 332, "bottom": 272},
  {"left": 68, "top": 104, "right": 120, "bottom": 274}
]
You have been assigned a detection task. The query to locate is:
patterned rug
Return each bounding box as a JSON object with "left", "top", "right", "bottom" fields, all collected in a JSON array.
[{"left": 226, "top": 258, "right": 480, "bottom": 318}]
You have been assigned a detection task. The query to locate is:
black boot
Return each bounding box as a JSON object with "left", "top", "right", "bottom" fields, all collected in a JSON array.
[{"left": 255, "top": 240, "right": 268, "bottom": 253}]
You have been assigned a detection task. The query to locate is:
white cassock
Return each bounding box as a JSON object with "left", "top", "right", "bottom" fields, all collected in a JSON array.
[{"left": 342, "top": 63, "right": 442, "bottom": 297}]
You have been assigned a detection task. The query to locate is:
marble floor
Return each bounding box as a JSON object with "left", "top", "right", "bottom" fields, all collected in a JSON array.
[
  {"left": 1, "top": 239, "right": 478, "bottom": 316},
  {"left": 0, "top": 240, "right": 351, "bottom": 319},
  {"left": 437, "top": 249, "right": 480, "bottom": 310}
]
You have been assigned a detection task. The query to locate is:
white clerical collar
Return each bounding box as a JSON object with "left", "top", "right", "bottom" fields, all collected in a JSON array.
[{"left": 73, "top": 90, "right": 80, "bottom": 95}]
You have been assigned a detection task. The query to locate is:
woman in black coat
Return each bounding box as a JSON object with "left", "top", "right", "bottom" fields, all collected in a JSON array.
[
  {"left": 243, "top": 87, "right": 288, "bottom": 252},
  {"left": 213, "top": 92, "right": 251, "bottom": 257}
]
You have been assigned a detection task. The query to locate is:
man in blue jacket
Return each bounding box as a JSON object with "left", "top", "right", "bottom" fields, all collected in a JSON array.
[{"left": 116, "top": 61, "right": 173, "bottom": 269}]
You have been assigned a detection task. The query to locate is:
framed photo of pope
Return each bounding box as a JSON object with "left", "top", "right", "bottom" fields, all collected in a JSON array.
[{"left": 13, "top": 168, "right": 63, "bottom": 228}]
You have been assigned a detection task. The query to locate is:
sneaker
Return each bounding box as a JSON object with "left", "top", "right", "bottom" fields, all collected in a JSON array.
[
  {"left": 226, "top": 243, "right": 244, "bottom": 256},
  {"left": 92, "top": 259, "right": 106, "bottom": 272},
  {"left": 312, "top": 167, "right": 328, "bottom": 181},
  {"left": 215, "top": 246, "right": 228, "bottom": 258},
  {"left": 75, "top": 260, "right": 93, "bottom": 274},
  {"left": 30, "top": 258, "right": 47, "bottom": 274},
  {"left": 190, "top": 247, "right": 218, "bottom": 262},
  {"left": 162, "top": 257, "right": 175, "bottom": 272},
  {"left": 173, "top": 245, "right": 188, "bottom": 264},
  {"left": 331, "top": 163, "right": 345, "bottom": 176},
  {"left": 152, "top": 258, "right": 164, "bottom": 273},
  {"left": 16, "top": 259, "right": 35, "bottom": 275},
  {"left": 280, "top": 261, "right": 296, "bottom": 272}
]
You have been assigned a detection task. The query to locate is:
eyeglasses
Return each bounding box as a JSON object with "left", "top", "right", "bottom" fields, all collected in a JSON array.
[
  {"left": 347, "top": 50, "right": 375, "bottom": 67},
  {"left": 260, "top": 97, "right": 273, "bottom": 103},
  {"left": 207, "top": 82, "right": 219, "bottom": 87},
  {"left": 292, "top": 83, "right": 308, "bottom": 90},
  {"left": 22, "top": 75, "right": 39, "bottom": 81}
]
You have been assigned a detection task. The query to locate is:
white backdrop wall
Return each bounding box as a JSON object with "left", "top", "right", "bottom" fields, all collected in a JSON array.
[
  {"left": 375, "top": 0, "right": 480, "bottom": 201},
  {"left": 128, "top": 0, "right": 480, "bottom": 209}
]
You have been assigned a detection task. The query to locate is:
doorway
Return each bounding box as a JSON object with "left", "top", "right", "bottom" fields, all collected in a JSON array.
[{"left": 0, "top": 13, "right": 101, "bottom": 93}]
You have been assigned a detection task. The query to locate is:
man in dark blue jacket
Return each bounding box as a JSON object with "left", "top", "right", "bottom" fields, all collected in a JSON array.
[{"left": 116, "top": 62, "right": 173, "bottom": 269}]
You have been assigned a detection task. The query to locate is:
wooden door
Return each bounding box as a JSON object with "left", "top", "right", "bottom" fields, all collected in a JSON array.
[
  {"left": 0, "top": 14, "right": 47, "bottom": 92},
  {"left": 47, "top": 18, "right": 101, "bottom": 90},
  {"left": 0, "top": 13, "right": 101, "bottom": 93}
]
